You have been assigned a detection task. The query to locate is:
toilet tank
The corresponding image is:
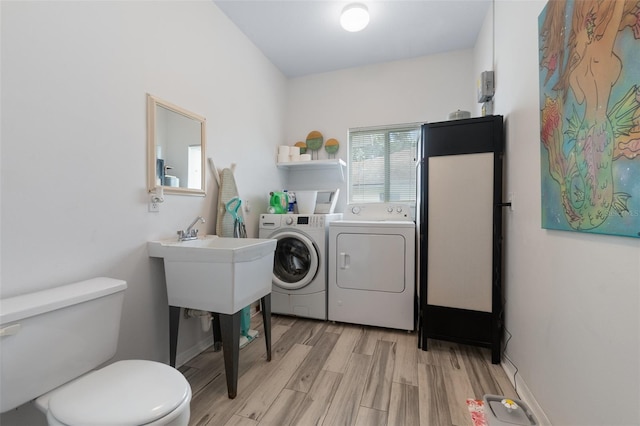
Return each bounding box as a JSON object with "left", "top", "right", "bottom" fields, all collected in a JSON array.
[{"left": 0, "top": 277, "right": 127, "bottom": 413}]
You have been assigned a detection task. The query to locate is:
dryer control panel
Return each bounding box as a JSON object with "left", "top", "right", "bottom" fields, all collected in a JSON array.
[{"left": 343, "top": 203, "right": 413, "bottom": 221}]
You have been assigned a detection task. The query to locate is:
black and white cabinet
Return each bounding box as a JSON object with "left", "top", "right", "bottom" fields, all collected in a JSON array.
[{"left": 418, "top": 115, "right": 505, "bottom": 364}]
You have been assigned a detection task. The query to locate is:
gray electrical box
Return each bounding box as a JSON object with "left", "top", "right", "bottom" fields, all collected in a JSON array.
[{"left": 478, "top": 71, "right": 495, "bottom": 102}]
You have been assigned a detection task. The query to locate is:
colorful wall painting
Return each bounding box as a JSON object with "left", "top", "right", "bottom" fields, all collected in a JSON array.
[{"left": 539, "top": 0, "right": 640, "bottom": 238}]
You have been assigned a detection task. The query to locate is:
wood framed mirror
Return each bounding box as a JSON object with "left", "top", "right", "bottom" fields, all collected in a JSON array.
[{"left": 147, "top": 94, "right": 206, "bottom": 196}]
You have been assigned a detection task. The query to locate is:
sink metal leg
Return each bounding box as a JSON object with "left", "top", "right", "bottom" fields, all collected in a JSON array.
[
  {"left": 169, "top": 295, "right": 269, "bottom": 398},
  {"left": 219, "top": 311, "right": 241, "bottom": 399},
  {"left": 169, "top": 305, "right": 180, "bottom": 368},
  {"left": 260, "top": 294, "right": 272, "bottom": 362},
  {"left": 211, "top": 313, "right": 222, "bottom": 352}
]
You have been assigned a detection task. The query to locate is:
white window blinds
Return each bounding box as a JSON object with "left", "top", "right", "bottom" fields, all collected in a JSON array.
[{"left": 348, "top": 124, "right": 420, "bottom": 203}]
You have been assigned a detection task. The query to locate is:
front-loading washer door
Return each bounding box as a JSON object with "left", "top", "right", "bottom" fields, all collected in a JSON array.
[{"left": 272, "top": 231, "right": 319, "bottom": 290}]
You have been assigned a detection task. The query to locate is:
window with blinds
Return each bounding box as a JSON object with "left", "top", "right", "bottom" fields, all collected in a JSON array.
[{"left": 348, "top": 124, "right": 420, "bottom": 203}]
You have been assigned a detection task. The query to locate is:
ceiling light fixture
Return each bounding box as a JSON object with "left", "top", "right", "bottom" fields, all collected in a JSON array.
[{"left": 340, "top": 3, "right": 369, "bottom": 32}]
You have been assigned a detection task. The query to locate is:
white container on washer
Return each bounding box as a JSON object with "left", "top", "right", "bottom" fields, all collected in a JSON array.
[
  {"left": 0, "top": 277, "right": 191, "bottom": 425},
  {"left": 296, "top": 190, "right": 318, "bottom": 214}
]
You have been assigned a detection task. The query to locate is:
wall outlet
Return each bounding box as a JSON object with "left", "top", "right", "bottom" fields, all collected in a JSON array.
[{"left": 149, "top": 201, "right": 160, "bottom": 212}]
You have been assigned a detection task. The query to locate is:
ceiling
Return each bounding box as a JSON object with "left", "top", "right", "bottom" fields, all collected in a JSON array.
[{"left": 214, "top": 1, "right": 492, "bottom": 78}]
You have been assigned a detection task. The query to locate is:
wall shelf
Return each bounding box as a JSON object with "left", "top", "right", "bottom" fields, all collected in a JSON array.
[{"left": 277, "top": 158, "right": 346, "bottom": 181}]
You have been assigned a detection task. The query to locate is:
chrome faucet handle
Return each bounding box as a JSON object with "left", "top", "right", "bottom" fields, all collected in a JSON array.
[
  {"left": 177, "top": 216, "right": 205, "bottom": 241},
  {"left": 177, "top": 230, "right": 198, "bottom": 241}
]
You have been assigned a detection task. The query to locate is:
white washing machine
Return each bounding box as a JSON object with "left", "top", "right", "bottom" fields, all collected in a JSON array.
[
  {"left": 328, "top": 203, "right": 416, "bottom": 331},
  {"left": 259, "top": 213, "right": 342, "bottom": 320}
]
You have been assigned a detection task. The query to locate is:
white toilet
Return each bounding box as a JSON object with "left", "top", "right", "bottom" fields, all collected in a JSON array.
[{"left": 0, "top": 277, "right": 191, "bottom": 425}]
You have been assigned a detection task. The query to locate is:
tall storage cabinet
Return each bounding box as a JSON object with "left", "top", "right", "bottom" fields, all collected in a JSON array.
[{"left": 418, "top": 115, "right": 505, "bottom": 363}]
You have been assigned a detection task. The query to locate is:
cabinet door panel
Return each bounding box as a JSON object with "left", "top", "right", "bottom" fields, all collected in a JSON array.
[{"left": 427, "top": 153, "right": 494, "bottom": 312}]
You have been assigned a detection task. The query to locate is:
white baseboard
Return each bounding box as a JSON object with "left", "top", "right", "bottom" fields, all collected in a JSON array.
[
  {"left": 501, "top": 357, "right": 552, "bottom": 425},
  {"left": 176, "top": 336, "right": 214, "bottom": 368}
]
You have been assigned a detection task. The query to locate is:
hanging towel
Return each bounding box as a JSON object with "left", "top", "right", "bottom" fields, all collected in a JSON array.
[{"left": 216, "top": 168, "right": 244, "bottom": 238}]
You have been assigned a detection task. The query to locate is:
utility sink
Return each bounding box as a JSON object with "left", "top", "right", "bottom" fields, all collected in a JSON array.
[{"left": 148, "top": 235, "right": 276, "bottom": 315}]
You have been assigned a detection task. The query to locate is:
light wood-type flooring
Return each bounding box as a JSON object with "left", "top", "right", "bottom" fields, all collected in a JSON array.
[{"left": 180, "top": 314, "right": 517, "bottom": 426}]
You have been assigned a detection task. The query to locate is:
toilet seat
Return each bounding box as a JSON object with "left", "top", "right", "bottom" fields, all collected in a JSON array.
[{"left": 43, "top": 360, "right": 191, "bottom": 426}]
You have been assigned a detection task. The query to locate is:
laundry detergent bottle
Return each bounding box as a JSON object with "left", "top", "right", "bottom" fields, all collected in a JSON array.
[{"left": 269, "top": 191, "right": 288, "bottom": 214}]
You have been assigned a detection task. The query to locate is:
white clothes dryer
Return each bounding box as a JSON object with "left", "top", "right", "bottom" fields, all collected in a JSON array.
[
  {"left": 259, "top": 213, "right": 342, "bottom": 320},
  {"left": 328, "top": 204, "right": 416, "bottom": 331}
]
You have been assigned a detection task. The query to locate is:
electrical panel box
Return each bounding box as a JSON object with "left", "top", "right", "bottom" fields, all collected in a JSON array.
[{"left": 477, "top": 70, "right": 495, "bottom": 102}]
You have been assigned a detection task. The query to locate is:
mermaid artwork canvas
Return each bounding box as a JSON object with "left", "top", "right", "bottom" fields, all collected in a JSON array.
[{"left": 539, "top": 0, "right": 640, "bottom": 238}]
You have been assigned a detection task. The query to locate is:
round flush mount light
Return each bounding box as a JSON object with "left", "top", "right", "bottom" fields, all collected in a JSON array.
[{"left": 340, "top": 3, "right": 369, "bottom": 32}]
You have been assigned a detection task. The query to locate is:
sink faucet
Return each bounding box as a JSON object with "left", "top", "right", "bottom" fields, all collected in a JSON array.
[{"left": 178, "top": 216, "right": 205, "bottom": 241}]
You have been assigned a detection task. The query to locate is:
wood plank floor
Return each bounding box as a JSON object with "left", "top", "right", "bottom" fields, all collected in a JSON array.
[{"left": 180, "top": 314, "right": 517, "bottom": 426}]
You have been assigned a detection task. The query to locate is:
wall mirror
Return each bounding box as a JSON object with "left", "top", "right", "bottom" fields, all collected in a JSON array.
[{"left": 147, "top": 94, "right": 206, "bottom": 196}]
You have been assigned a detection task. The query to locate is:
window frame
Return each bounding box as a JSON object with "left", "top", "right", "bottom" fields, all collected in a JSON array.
[{"left": 347, "top": 122, "right": 421, "bottom": 204}]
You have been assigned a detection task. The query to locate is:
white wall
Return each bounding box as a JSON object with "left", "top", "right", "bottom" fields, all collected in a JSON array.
[
  {"left": 285, "top": 50, "right": 476, "bottom": 208},
  {"left": 4, "top": 2, "right": 639, "bottom": 425},
  {"left": 1, "top": 1, "right": 285, "bottom": 422},
  {"left": 473, "top": 1, "right": 494, "bottom": 117},
  {"left": 485, "top": 1, "right": 640, "bottom": 425}
]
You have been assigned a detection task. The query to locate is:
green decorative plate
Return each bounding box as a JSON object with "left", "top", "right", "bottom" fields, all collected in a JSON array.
[
  {"left": 294, "top": 141, "right": 307, "bottom": 154},
  {"left": 306, "top": 130, "right": 323, "bottom": 158},
  {"left": 325, "top": 138, "right": 339, "bottom": 157}
]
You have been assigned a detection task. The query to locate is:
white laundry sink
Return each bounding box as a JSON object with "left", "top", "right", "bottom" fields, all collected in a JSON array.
[{"left": 148, "top": 236, "right": 276, "bottom": 314}]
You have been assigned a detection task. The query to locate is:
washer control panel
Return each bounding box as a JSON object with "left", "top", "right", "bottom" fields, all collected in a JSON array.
[{"left": 259, "top": 213, "right": 343, "bottom": 230}]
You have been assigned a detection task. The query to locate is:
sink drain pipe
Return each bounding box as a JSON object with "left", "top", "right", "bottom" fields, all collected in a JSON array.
[{"left": 184, "top": 308, "right": 212, "bottom": 332}]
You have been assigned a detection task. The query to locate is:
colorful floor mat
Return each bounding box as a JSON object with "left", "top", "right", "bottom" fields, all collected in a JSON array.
[{"left": 467, "top": 399, "right": 488, "bottom": 426}]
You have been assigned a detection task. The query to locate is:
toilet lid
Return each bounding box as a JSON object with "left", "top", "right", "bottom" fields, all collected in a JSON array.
[{"left": 48, "top": 360, "right": 190, "bottom": 426}]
